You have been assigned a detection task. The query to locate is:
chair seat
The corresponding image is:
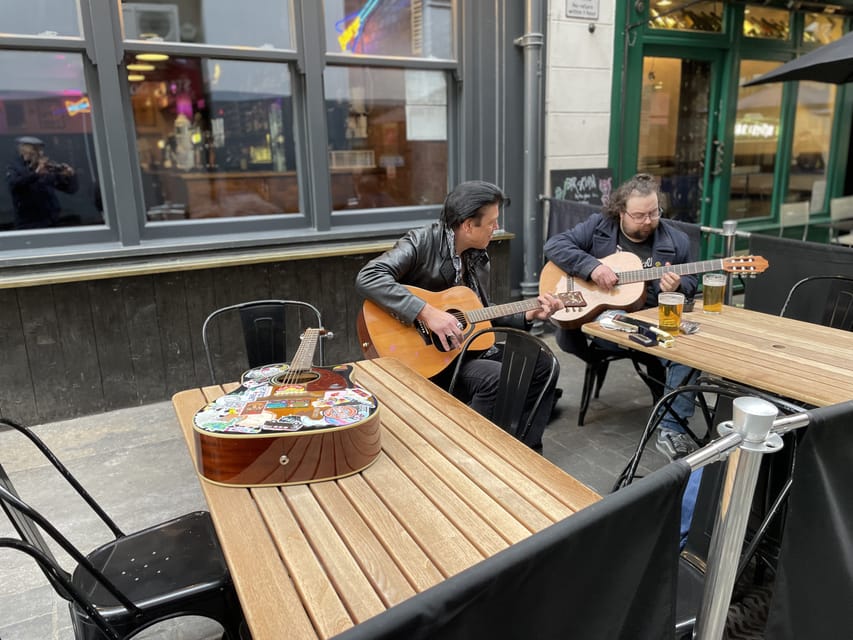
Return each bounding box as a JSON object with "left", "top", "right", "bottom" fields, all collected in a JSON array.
[{"left": 75, "top": 511, "right": 230, "bottom": 615}]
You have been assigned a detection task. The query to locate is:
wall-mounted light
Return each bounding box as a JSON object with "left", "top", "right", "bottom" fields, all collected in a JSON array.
[
  {"left": 128, "top": 74, "right": 146, "bottom": 82},
  {"left": 127, "top": 63, "right": 155, "bottom": 71}
]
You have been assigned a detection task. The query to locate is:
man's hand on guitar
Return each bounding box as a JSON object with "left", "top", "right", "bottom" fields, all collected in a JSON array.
[
  {"left": 525, "top": 293, "right": 564, "bottom": 323},
  {"left": 659, "top": 262, "right": 681, "bottom": 292},
  {"left": 590, "top": 263, "right": 619, "bottom": 290},
  {"left": 417, "top": 304, "right": 463, "bottom": 350}
]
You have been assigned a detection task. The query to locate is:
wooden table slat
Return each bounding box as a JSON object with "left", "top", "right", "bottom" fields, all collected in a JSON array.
[
  {"left": 309, "top": 480, "right": 418, "bottom": 607},
  {"left": 281, "top": 485, "right": 388, "bottom": 627},
  {"left": 335, "top": 473, "right": 446, "bottom": 591}
]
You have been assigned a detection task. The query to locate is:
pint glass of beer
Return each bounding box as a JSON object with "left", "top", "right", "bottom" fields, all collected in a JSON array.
[
  {"left": 702, "top": 273, "right": 727, "bottom": 314},
  {"left": 658, "top": 292, "right": 685, "bottom": 336}
]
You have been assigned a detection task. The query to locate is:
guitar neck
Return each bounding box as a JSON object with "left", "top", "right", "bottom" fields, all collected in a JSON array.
[
  {"left": 290, "top": 329, "right": 321, "bottom": 372},
  {"left": 465, "top": 298, "right": 542, "bottom": 324},
  {"left": 617, "top": 258, "right": 723, "bottom": 284}
]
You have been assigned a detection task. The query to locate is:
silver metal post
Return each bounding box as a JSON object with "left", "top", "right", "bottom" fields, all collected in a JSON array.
[
  {"left": 721, "top": 220, "right": 737, "bottom": 305},
  {"left": 693, "top": 397, "right": 783, "bottom": 640}
]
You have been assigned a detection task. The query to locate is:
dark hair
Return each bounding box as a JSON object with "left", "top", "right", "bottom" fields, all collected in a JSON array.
[
  {"left": 439, "top": 180, "right": 509, "bottom": 229},
  {"left": 603, "top": 173, "right": 660, "bottom": 221}
]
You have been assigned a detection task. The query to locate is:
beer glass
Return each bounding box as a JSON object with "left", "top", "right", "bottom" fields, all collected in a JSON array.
[
  {"left": 658, "top": 292, "right": 685, "bottom": 336},
  {"left": 702, "top": 273, "right": 727, "bottom": 314}
]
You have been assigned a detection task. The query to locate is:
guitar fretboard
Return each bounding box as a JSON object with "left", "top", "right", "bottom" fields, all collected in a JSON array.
[
  {"left": 465, "top": 298, "right": 543, "bottom": 324},
  {"left": 289, "top": 328, "right": 321, "bottom": 373},
  {"left": 617, "top": 259, "right": 724, "bottom": 285}
]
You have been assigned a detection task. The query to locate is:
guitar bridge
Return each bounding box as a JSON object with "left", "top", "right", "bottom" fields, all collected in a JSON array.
[{"left": 413, "top": 320, "right": 432, "bottom": 346}]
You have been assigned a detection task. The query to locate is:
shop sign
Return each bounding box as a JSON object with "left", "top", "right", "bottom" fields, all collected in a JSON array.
[{"left": 566, "top": 0, "right": 599, "bottom": 20}]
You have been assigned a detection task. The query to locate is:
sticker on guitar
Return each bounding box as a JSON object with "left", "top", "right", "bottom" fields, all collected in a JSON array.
[{"left": 539, "top": 253, "right": 768, "bottom": 329}]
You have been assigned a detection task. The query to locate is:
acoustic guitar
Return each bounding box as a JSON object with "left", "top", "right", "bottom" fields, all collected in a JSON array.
[
  {"left": 192, "top": 328, "right": 381, "bottom": 487},
  {"left": 540, "top": 252, "right": 769, "bottom": 329},
  {"left": 357, "top": 285, "right": 585, "bottom": 378}
]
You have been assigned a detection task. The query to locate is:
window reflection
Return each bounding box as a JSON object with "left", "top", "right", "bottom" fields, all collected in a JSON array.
[
  {"left": 126, "top": 55, "right": 298, "bottom": 220},
  {"left": 0, "top": 0, "right": 81, "bottom": 37},
  {"left": 121, "top": 0, "right": 293, "bottom": 49},
  {"left": 648, "top": 0, "right": 723, "bottom": 32},
  {"left": 803, "top": 13, "right": 843, "bottom": 45},
  {"left": 325, "top": 66, "right": 448, "bottom": 210},
  {"left": 637, "top": 57, "right": 710, "bottom": 223},
  {"left": 788, "top": 81, "right": 835, "bottom": 212},
  {"left": 0, "top": 50, "right": 102, "bottom": 231},
  {"left": 731, "top": 60, "right": 782, "bottom": 220},
  {"left": 325, "top": 0, "right": 453, "bottom": 58},
  {"left": 742, "top": 6, "right": 789, "bottom": 40}
]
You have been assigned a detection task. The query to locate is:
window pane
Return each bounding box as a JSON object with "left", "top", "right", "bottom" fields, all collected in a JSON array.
[
  {"left": 788, "top": 81, "right": 836, "bottom": 212},
  {"left": 648, "top": 0, "right": 723, "bottom": 33},
  {"left": 125, "top": 54, "right": 298, "bottom": 220},
  {"left": 731, "top": 60, "right": 782, "bottom": 220},
  {"left": 324, "top": 0, "right": 453, "bottom": 58},
  {"left": 325, "top": 66, "right": 447, "bottom": 210},
  {"left": 1, "top": 50, "right": 102, "bottom": 231},
  {"left": 743, "top": 5, "right": 789, "bottom": 40},
  {"left": 0, "top": 0, "right": 81, "bottom": 37},
  {"left": 121, "top": 0, "right": 293, "bottom": 49},
  {"left": 637, "top": 57, "right": 710, "bottom": 223},
  {"left": 803, "top": 13, "right": 844, "bottom": 46}
]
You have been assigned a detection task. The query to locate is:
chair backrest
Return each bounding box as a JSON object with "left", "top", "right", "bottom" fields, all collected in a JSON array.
[
  {"left": 829, "top": 194, "right": 853, "bottom": 222},
  {"left": 779, "top": 275, "right": 853, "bottom": 330},
  {"left": 202, "top": 299, "right": 325, "bottom": 384},
  {"left": 0, "top": 417, "right": 129, "bottom": 607},
  {"left": 542, "top": 197, "right": 600, "bottom": 240},
  {"left": 779, "top": 201, "right": 810, "bottom": 241},
  {"left": 0, "top": 537, "right": 121, "bottom": 639},
  {"left": 447, "top": 327, "right": 558, "bottom": 441}
]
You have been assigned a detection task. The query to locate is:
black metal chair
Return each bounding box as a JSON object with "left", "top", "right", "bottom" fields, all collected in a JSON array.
[
  {"left": 202, "top": 299, "right": 326, "bottom": 384},
  {"left": 447, "top": 327, "right": 559, "bottom": 443},
  {"left": 0, "top": 417, "right": 244, "bottom": 640},
  {"left": 779, "top": 275, "right": 853, "bottom": 331}
]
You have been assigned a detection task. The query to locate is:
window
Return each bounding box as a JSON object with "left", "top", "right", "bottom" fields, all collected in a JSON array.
[
  {"left": 325, "top": 66, "right": 448, "bottom": 210},
  {"left": 787, "top": 82, "right": 836, "bottom": 212},
  {"left": 325, "top": 0, "right": 453, "bottom": 58},
  {"left": 126, "top": 54, "right": 298, "bottom": 221},
  {"left": 0, "top": 0, "right": 81, "bottom": 37},
  {"left": 0, "top": 50, "right": 102, "bottom": 231},
  {"left": 121, "top": 0, "right": 293, "bottom": 49},
  {"left": 742, "top": 5, "right": 790, "bottom": 40},
  {"left": 648, "top": 0, "right": 723, "bottom": 33}
]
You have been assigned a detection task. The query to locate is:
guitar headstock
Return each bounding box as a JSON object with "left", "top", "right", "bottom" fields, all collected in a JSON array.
[
  {"left": 556, "top": 291, "right": 587, "bottom": 308},
  {"left": 721, "top": 255, "right": 769, "bottom": 275}
]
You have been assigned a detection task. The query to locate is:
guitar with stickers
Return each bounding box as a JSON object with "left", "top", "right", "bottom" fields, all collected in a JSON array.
[{"left": 192, "top": 328, "right": 381, "bottom": 487}]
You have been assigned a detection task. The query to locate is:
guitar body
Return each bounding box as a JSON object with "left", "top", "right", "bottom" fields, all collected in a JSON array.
[
  {"left": 541, "top": 253, "right": 647, "bottom": 329},
  {"left": 358, "top": 285, "right": 496, "bottom": 378},
  {"left": 192, "top": 362, "right": 381, "bottom": 487}
]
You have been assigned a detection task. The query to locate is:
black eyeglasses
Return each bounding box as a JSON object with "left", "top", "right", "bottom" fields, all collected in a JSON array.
[{"left": 623, "top": 207, "right": 663, "bottom": 222}]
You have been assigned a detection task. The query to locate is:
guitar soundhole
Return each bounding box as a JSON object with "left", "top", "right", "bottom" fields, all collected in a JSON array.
[{"left": 270, "top": 370, "right": 321, "bottom": 385}]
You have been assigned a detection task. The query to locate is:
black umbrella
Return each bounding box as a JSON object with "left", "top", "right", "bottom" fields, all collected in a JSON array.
[{"left": 743, "top": 30, "right": 853, "bottom": 86}]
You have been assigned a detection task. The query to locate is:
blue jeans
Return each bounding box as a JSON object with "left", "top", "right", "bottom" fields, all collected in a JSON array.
[{"left": 658, "top": 362, "right": 698, "bottom": 433}]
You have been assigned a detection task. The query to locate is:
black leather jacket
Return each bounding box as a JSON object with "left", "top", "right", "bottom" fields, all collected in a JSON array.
[{"left": 355, "top": 222, "right": 525, "bottom": 328}]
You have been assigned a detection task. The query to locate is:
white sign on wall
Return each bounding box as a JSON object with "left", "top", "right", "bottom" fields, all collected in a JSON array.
[{"left": 566, "top": 0, "right": 599, "bottom": 20}]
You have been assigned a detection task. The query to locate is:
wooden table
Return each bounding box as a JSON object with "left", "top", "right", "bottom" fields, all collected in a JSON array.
[
  {"left": 582, "top": 302, "right": 853, "bottom": 407},
  {"left": 173, "top": 357, "right": 600, "bottom": 640}
]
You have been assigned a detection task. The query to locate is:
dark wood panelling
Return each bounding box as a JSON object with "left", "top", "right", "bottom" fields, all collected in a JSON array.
[
  {"left": 88, "top": 279, "right": 139, "bottom": 410},
  {"left": 0, "top": 245, "right": 512, "bottom": 423},
  {"left": 0, "top": 289, "right": 37, "bottom": 422}
]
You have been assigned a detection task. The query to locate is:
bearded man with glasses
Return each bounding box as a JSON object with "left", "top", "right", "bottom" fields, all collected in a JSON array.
[{"left": 544, "top": 173, "right": 700, "bottom": 462}]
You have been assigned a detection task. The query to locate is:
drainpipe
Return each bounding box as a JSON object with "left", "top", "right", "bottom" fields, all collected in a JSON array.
[{"left": 515, "top": 0, "right": 544, "bottom": 300}]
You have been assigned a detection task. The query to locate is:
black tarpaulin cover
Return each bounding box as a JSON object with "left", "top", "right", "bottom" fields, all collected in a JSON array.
[
  {"left": 332, "top": 461, "right": 690, "bottom": 640},
  {"left": 765, "top": 401, "right": 853, "bottom": 639}
]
